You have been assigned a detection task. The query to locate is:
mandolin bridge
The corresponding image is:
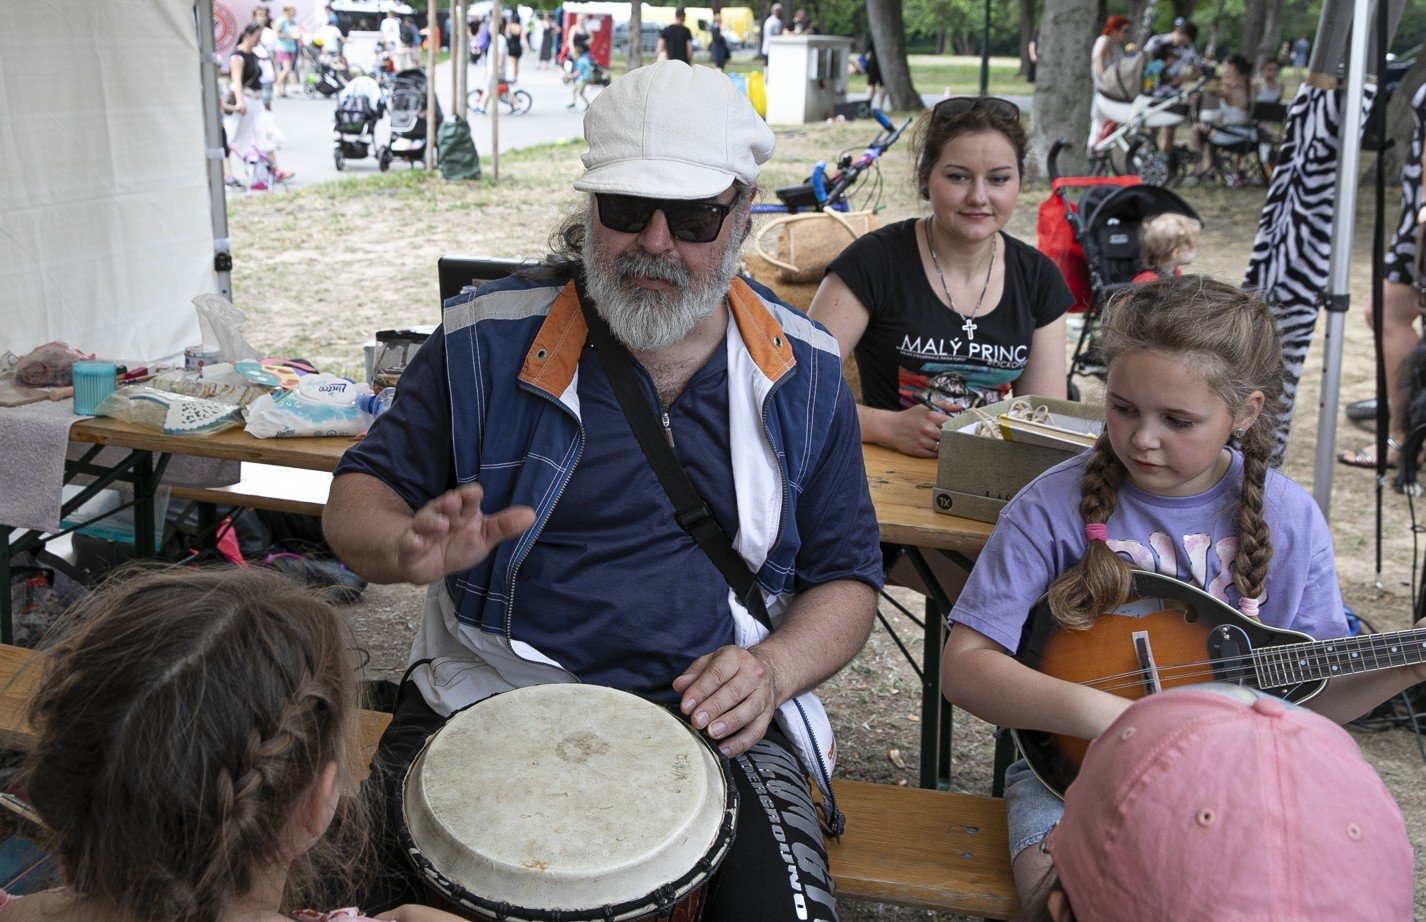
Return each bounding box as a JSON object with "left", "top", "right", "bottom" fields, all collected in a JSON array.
[{"left": 1132, "top": 631, "right": 1163, "bottom": 697}]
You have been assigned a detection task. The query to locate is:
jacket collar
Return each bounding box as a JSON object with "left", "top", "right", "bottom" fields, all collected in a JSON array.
[{"left": 518, "top": 277, "right": 797, "bottom": 399}]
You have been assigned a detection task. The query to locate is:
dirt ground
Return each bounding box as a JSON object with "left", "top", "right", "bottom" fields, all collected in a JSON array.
[{"left": 229, "top": 121, "right": 1426, "bottom": 918}]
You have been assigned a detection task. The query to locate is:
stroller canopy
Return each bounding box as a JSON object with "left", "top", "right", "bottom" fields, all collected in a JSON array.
[{"left": 1079, "top": 185, "right": 1201, "bottom": 236}]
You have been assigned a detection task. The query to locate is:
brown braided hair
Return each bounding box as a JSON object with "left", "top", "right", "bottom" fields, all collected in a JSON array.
[
  {"left": 1047, "top": 275, "right": 1284, "bottom": 628},
  {"left": 22, "top": 565, "right": 368, "bottom": 921}
]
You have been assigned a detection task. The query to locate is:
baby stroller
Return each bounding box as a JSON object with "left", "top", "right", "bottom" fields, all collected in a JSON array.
[
  {"left": 305, "top": 53, "right": 350, "bottom": 98},
  {"left": 332, "top": 76, "right": 385, "bottom": 171},
  {"left": 1092, "top": 54, "right": 1207, "bottom": 187},
  {"left": 1041, "top": 140, "right": 1202, "bottom": 391},
  {"left": 381, "top": 69, "right": 442, "bottom": 171}
]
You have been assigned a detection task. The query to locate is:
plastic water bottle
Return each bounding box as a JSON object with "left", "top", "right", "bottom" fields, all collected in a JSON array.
[{"left": 357, "top": 387, "right": 395, "bottom": 417}]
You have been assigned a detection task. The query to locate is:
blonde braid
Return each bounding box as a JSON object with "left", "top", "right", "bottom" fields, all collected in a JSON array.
[{"left": 1047, "top": 435, "right": 1133, "bottom": 629}]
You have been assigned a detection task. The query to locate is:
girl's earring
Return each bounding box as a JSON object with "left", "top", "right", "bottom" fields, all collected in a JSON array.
[
  {"left": 920, "top": 185, "right": 929, "bottom": 198},
  {"left": 1233, "top": 427, "right": 1247, "bottom": 439}
]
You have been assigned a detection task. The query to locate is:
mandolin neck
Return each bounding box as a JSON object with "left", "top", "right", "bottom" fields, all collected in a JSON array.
[{"left": 1253, "top": 627, "right": 1426, "bottom": 686}]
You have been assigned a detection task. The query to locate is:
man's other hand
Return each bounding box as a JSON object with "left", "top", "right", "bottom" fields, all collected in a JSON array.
[{"left": 673, "top": 645, "right": 780, "bottom": 757}]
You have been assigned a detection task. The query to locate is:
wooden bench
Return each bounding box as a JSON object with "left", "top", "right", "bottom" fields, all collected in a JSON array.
[
  {"left": 169, "top": 463, "right": 334, "bottom": 518},
  {"left": 0, "top": 643, "right": 1018, "bottom": 917}
]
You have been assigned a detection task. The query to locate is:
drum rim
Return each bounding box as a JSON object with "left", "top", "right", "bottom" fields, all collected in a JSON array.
[{"left": 395, "top": 687, "right": 741, "bottom": 922}]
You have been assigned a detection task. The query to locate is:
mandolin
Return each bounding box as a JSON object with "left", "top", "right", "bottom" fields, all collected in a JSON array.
[{"left": 1011, "top": 569, "right": 1426, "bottom": 797}]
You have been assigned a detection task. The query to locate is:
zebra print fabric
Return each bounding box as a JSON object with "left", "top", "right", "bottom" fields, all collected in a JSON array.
[
  {"left": 1242, "top": 82, "right": 1377, "bottom": 464},
  {"left": 1384, "top": 81, "right": 1425, "bottom": 286}
]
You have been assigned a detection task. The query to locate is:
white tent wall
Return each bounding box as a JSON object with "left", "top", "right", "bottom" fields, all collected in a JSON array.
[{"left": 0, "top": 0, "right": 218, "bottom": 362}]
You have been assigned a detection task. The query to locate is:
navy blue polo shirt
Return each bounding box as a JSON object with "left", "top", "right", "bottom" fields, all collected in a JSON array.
[{"left": 337, "top": 315, "right": 883, "bottom": 707}]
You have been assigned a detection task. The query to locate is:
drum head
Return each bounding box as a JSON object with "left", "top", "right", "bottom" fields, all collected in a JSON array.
[{"left": 400, "top": 684, "right": 736, "bottom": 920}]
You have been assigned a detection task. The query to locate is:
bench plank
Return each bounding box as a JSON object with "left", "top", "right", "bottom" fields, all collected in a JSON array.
[
  {"left": 828, "top": 780, "right": 1018, "bottom": 916},
  {"left": 0, "top": 645, "right": 1018, "bottom": 917}
]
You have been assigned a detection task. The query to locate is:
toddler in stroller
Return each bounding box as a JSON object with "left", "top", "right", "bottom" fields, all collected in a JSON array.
[
  {"left": 1040, "top": 141, "right": 1203, "bottom": 388},
  {"left": 382, "top": 68, "right": 442, "bottom": 170},
  {"left": 1091, "top": 51, "right": 1206, "bottom": 186},
  {"left": 332, "top": 75, "right": 384, "bottom": 171}
]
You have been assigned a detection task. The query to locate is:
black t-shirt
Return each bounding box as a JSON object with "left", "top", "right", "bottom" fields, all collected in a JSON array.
[
  {"left": 660, "top": 23, "right": 692, "bottom": 62},
  {"left": 828, "top": 218, "right": 1073, "bottom": 413},
  {"left": 232, "top": 49, "right": 261, "bottom": 90}
]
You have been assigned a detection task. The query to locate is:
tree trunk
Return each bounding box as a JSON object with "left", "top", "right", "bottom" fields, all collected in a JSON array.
[
  {"left": 937, "top": 28, "right": 947, "bottom": 56},
  {"left": 1241, "top": 0, "right": 1266, "bottom": 68},
  {"left": 1018, "top": 0, "right": 1036, "bottom": 77},
  {"left": 1257, "top": 0, "right": 1283, "bottom": 68},
  {"left": 1027, "top": 0, "right": 1098, "bottom": 182},
  {"left": 1126, "top": 0, "right": 1150, "bottom": 46},
  {"left": 628, "top": 0, "right": 642, "bottom": 69},
  {"left": 866, "top": 0, "right": 923, "bottom": 112}
]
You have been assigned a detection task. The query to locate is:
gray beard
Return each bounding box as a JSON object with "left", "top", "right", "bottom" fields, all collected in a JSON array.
[{"left": 582, "top": 210, "right": 741, "bottom": 352}]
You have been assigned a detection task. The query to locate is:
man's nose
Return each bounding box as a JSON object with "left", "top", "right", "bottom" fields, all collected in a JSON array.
[{"left": 636, "top": 208, "right": 676, "bottom": 253}]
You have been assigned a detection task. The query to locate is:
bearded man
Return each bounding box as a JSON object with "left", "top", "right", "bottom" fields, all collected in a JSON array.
[{"left": 324, "top": 61, "right": 881, "bottom": 920}]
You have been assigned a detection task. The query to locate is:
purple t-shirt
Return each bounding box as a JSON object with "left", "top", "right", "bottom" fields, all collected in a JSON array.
[{"left": 950, "top": 449, "right": 1347, "bottom": 654}]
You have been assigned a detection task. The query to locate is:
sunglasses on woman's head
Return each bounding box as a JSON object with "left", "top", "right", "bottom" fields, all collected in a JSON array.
[
  {"left": 594, "top": 193, "right": 738, "bottom": 244},
  {"left": 933, "top": 96, "right": 1021, "bottom": 122}
]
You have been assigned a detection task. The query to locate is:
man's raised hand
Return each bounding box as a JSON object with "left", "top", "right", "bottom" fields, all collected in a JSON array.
[{"left": 395, "top": 484, "right": 535, "bottom": 584}]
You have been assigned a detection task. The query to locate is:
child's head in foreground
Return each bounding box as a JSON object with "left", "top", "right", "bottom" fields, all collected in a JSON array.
[
  {"left": 23, "top": 565, "right": 365, "bottom": 922},
  {"left": 1028, "top": 685, "right": 1413, "bottom": 921}
]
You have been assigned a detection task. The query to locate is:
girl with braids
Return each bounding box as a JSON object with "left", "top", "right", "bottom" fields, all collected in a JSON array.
[
  {"left": 0, "top": 566, "right": 462, "bottom": 922},
  {"left": 940, "top": 275, "right": 1426, "bottom": 905}
]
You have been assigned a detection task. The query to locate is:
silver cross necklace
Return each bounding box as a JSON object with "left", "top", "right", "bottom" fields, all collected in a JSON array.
[{"left": 925, "top": 217, "right": 997, "bottom": 341}]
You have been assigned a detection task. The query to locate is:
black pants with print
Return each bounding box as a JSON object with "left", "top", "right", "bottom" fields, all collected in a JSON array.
[{"left": 361, "top": 682, "right": 838, "bottom": 920}]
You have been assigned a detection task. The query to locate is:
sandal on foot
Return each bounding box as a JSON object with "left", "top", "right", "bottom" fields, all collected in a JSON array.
[{"left": 1338, "top": 438, "right": 1404, "bottom": 470}]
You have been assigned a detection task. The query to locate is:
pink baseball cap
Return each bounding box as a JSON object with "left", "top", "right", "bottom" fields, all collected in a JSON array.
[{"left": 1047, "top": 685, "right": 1413, "bottom": 921}]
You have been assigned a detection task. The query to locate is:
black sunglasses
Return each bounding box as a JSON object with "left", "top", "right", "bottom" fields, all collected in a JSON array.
[
  {"left": 933, "top": 96, "right": 1021, "bottom": 121},
  {"left": 594, "top": 193, "right": 738, "bottom": 244}
]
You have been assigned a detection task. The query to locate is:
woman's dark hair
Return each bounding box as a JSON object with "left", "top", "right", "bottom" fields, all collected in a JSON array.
[
  {"left": 23, "top": 566, "right": 367, "bottom": 921},
  {"left": 912, "top": 97, "right": 1026, "bottom": 196},
  {"left": 240, "top": 21, "right": 264, "bottom": 42},
  {"left": 1224, "top": 53, "right": 1252, "bottom": 78}
]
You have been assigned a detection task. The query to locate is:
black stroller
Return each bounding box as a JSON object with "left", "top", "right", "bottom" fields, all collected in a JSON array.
[
  {"left": 381, "top": 69, "right": 442, "bottom": 171},
  {"left": 305, "top": 54, "right": 350, "bottom": 98},
  {"left": 1043, "top": 140, "right": 1202, "bottom": 391},
  {"left": 332, "top": 76, "right": 384, "bottom": 171}
]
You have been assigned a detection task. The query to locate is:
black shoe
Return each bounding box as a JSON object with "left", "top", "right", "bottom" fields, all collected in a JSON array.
[{"left": 1346, "top": 398, "right": 1378, "bottom": 422}]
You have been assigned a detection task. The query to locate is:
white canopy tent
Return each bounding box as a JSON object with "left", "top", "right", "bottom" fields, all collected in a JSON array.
[{"left": 0, "top": 0, "right": 225, "bottom": 363}]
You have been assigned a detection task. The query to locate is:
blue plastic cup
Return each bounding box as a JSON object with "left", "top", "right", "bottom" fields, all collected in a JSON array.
[{"left": 72, "top": 361, "right": 117, "bottom": 415}]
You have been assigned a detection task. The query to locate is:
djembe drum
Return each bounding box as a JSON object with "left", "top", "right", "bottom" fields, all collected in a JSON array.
[{"left": 398, "top": 683, "right": 738, "bottom": 921}]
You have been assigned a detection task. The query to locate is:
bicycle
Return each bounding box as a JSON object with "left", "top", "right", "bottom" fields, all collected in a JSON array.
[{"left": 467, "top": 79, "right": 532, "bottom": 117}]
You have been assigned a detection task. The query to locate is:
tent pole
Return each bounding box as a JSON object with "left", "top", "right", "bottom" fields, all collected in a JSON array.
[
  {"left": 491, "top": 0, "right": 502, "bottom": 181},
  {"left": 195, "top": 0, "right": 232, "bottom": 301},
  {"left": 1310, "top": 0, "right": 1373, "bottom": 519}
]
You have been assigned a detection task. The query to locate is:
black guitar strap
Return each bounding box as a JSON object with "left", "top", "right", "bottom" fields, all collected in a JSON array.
[{"left": 574, "top": 274, "right": 773, "bottom": 631}]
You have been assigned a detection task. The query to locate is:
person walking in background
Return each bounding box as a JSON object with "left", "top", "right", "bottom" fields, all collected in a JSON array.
[
  {"left": 760, "top": 2, "right": 783, "bottom": 63},
  {"left": 858, "top": 40, "right": 885, "bottom": 111},
  {"left": 537, "top": 12, "right": 556, "bottom": 69},
  {"left": 250, "top": 5, "right": 279, "bottom": 110},
  {"left": 1026, "top": 29, "right": 1038, "bottom": 84},
  {"left": 505, "top": 17, "right": 525, "bottom": 80},
  {"left": 791, "top": 8, "right": 808, "bottom": 33},
  {"left": 708, "top": 12, "right": 730, "bottom": 70},
  {"left": 274, "top": 4, "right": 301, "bottom": 97},
  {"left": 656, "top": 8, "right": 693, "bottom": 64}
]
